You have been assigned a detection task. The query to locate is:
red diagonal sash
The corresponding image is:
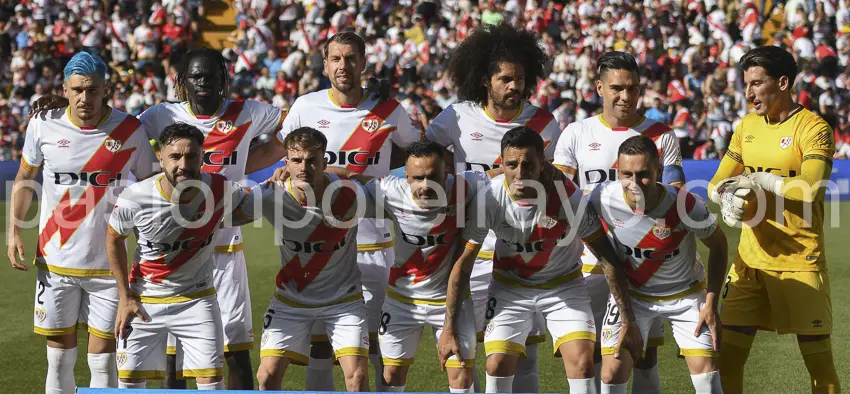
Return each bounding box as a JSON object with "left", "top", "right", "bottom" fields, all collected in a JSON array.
[
  {"left": 201, "top": 101, "right": 251, "bottom": 173},
  {"left": 37, "top": 116, "right": 140, "bottom": 256},
  {"left": 493, "top": 107, "right": 553, "bottom": 166},
  {"left": 337, "top": 99, "right": 400, "bottom": 173}
]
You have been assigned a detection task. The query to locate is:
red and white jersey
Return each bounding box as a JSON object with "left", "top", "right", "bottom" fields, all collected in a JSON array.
[
  {"left": 260, "top": 174, "right": 363, "bottom": 306},
  {"left": 108, "top": 20, "right": 131, "bottom": 50},
  {"left": 22, "top": 108, "right": 158, "bottom": 276},
  {"left": 589, "top": 181, "right": 716, "bottom": 297},
  {"left": 365, "top": 171, "right": 488, "bottom": 302},
  {"left": 247, "top": 24, "right": 273, "bottom": 53},
  {"left": 426, "top": 101, "right": 562, "bottom": 256},
  {"left": 467, "top": 174, "right": 603, "bottom": 287},
  {"left": 108, "top": 173, "right": 257, "bottom": 299},
  {"left": 140, "top": 99, "right": 285, "bottom": 251},
  {"left": 277, "top": 89, "right": 420, "bottom": 248}
]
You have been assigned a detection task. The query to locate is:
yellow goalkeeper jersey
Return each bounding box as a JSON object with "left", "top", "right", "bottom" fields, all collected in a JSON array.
[{"left": 724, "top": 107, "right": 834, "bottom": 271}]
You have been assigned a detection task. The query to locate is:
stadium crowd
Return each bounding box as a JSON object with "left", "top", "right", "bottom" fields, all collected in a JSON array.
[{"left": 3, "top": 0, "right": 850, "bottom": 162}]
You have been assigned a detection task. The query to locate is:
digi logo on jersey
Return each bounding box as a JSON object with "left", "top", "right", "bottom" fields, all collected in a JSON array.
[
  {"left": 140, "top": 234, "right": 214, "bottom": 253},
  {"left": 325, "top": 151, "right": 381, "bottom": 166},
  {"left": 282, "top": 238, "right": 347, "bottom": 253},
  {"left": 502, "top": 231, "right": 567, "bottom": 253},
  {"left": 584, "top": 169, "right": 618, "bottom": 185},
  {"left": 204, "top": 150, "right": 238, "bottom": 166},
  {"left": 620, "top": 245, "right": 681, "bottom": 260},
  {"left": 744, "top": 166, "right": 797, "bottom": 178},
  {"left": 465, "top": 162, "right": 500, "bottom": 171},
  {"left": 401, "top": 231, "right": 452, "bottom": 247},
  {"left": 54, "top": 171, "right": 123, "bottom": 187}
]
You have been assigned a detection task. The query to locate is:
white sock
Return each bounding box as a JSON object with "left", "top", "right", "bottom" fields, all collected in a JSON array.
[
  {"left": 632, "top": 365, "right": 661, "bottom": 394},
  {"left": 46, "top": 346, "right": 77, "bottom": 394},
  {"left": 594, "top": 362, "right": 603, "bottom": 394},
  {"left": 451, "top": 384, "right": 475, "bottom": 393},
  {"left": 370, "top": 353, "right": 386, "bottom": 392},
  {"left": 513, "top": 343, "right": 539, "bottom": 393},
  {"left": 485, "top": 373, "right": 513, "bottom": 393},
  {"left": 568, "top": 378, "right": 597, "bottom": 394},
  {"left": 197, "top": 380, "right": 226, "bottom": 390},
  {"left": 601, "top": 383, "right": 628, "bottom": 394},
  {"left": 385, "top": 385, "right": 406, "bottom": 392},
  {"left": 87, "top": 353, "right": 117, "bottom": 388},
  {"left": 471, "top": 366, "right": 482, "bottom": 393},
  {"left": 118, "top": 381, "right": 146, "bottom": 389},
  {"left": 305, "top": 356, "right": 335, "bottom": 391},
  {"left": 690, "top": 371, "right": 722, "bottom": 394}
]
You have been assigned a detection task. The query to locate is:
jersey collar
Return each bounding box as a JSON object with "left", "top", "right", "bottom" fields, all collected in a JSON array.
[
  {"left": 66, "top": 107, "right": 112, "bottom": 131},
  {"left": 328, "top": 88, "right": 368, "bottom": 108},
  {"left": 484, "top": 102, "right": 525, "bottom": 123},
  {"left": 185, "top": 100, "right": 224, "bottom": 120},
  {"left": 597, "top": 114, "right": 646, "bottom": 131}
]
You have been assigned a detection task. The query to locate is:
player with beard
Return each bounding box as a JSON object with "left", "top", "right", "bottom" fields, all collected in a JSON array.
[
  {"left": 8, "top": 52, "right": 158, "bottom": 394},
  {"left": 552, "top": 51, "right": 684, "bottom": 394},
  {"left": 424, "top": 23, "right": 561, "bottom": 392},
  {"left": 247, "top": 32, "right": 420, "bottom": 391}
]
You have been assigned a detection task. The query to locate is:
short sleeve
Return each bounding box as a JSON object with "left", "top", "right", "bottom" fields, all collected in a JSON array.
[
  {"left": 552, "top": 123, "right": 579, "bottom": 174},
  {"left": 680, "top": 193, "right": 718, "bottom": 239},
  {"left": 389, "top": 104, "right": 422, "bottom": 148},
  {"left": 250, "top": 101, "right": 288, "bottom": 140},
  {"left": 363, "top": 176, "right": 394, "bottom": 220},
  {"left": 461, "top": 184, "right": 493, "bottom": 243},
  {"left": 21, "top": 120, "right": 43, "bottom": 169},
  {"left": 129, "top": 126, "right": 160, "bottom": 179},
  {"left": 543, "top": 120, "right": 561, "bottom": 161},
  {"left": 138, "top": 104, "right": 164, "bottom": 141},
  {"left": 659, "top": 131, "right": 684, "bottom": 168},
  {"left": 726, "top": 121, "right": 744, "bottom": 163},
  {"left": 560, "top": 178, "right": 602, "bottom": 239},
  {"left": 108, "top": 192, "right": 138, "bottom": 238},
  {"left": 276, "top": 96, "right": 302, "bottom": 145},
  {"left": 424, "top": 105, "right": 458, "bottom": 148},
  {"left": 227, "top": 181, "right": 272, "bottom": 225},
  {"left": 800, "top": 119, "right": 835, "bottom": 163}
]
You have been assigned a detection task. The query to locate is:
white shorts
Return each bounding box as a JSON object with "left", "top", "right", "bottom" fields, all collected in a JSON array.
[
  {"left": 117, "top": 295, "right": 224, "bottom": 381},
  {"left": 357, "top": 248, "right": 393, "bottom": 338},
  {"left": 33, "top": 269, "right": 117, "bottom": 340},
  {"left": 483, "top": 273, "right": 596, "bottom": 358},
  {"left": 167, "top": 251, "right": 253, "bottom": 355},
  {"left": 471, "top": 258, "right": 545, "bottom": 345},
  {"left": 600, "top": 291, "right": 713, "bottom": 358},
  {"left": 260, "top": 296, "right": 370, "bottom": 365},
  {"left": 379, "top": 296, "right": 477, "bottom": 369},
  {"left": 585, "top": 273, "right": 665, "bottom": 349}
]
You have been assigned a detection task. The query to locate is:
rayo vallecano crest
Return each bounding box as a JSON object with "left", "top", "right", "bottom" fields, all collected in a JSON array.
[
  {"left": 779, "top": 136, "right": 792, "bottom": 149},
  {"left": 361, "top": 118, "right": 380, "bottom": 133},
  {"left": 104, "top": 137, "right": 122, "bottom": 153},
  {"left": 215, "top": 119, "right": 234, "bottom": 133},
  {"left": 652, "top": 224, "right": 671, "bottom": 240},
  {"left": 538, "top": 215, "right": 557, "bottom": 229}
]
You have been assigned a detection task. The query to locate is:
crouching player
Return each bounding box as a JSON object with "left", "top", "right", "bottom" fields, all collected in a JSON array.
[
  {"left": 590, "top": 136, "right": 727, "bottom": 394},
  {"left": 106, "top": 123, "right": 261, "bottom": 390}
]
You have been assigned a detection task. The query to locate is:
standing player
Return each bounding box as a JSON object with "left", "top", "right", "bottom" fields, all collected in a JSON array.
[
  {"left": 255, "top": 127, "right": 370, "bottom": 392},
  {"left": 590, "top": 136, "right": 726, "bottom": 394},
  {"left": 440, "top": 127, "right": 643, "bottom": 394},
  {"left": 7, "top": 52, "right": 158, "bottom": 394},
  {"left": 247, "top": 32, "right": 420, "bottom": 391},
  {"left": 552, "top": 51, "right": 685, "bottom": 393},
  {"left": 424, "top": 23, "right": 561, "bottom": 392},
  {"left": 709, "top": 46, "right": 840, "bottom": 394},
  {"left": 106, "top": 123, "right": 260, "bottom": 390}
]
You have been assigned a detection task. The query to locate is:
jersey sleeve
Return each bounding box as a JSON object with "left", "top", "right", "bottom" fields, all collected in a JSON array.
[
  {"left": 553, "top": 122, "right": 579, "bottom": 175},
  {"left": 21, "top": 119, "right": 42, "bottom": 169},
  {"left": 799, "top": 119, "right": 835, "bottom": 164},
  {"left": 138, "top": 104, "right": 165, "bottom": 141},
  {"left": 226, "top": 181, "right": 271, "bottom": 226},
  {"left": 461, "top": 183, "right": 493, "bottom": 243},
  {"left": 362, "top": 176, "right": 394, "bottom": 220},
  {"left": 389, "top": 103, "right": 422, "bottom": 148},
  {"left": 250, "top": 101, "right": 288, "bottom": 139},
  {"left": 561, "top": 178, "right": 602, "bottom": 240},
  {"left": 128, "top": 126, "right": 160, "bottom": 179},
  {"left": 424, "top": 105, "right": 458, "bottom": 148},
  {"left": 543, "top": 120, "right": 561, "bottom": 161},
  {"left": 275, "top": 96, "right": 302, "bottom": 145},
  {"left": 108, "top": 191, "right": 138, "bottom": 238},
  {"left": 725, "top": 121, "right": 744, "bottom": 164},
  {"left": 681, "top": 193, "right": 718, "bottom": 239},
  {"left": 659, "top": 131, "right": 684, "bottom": 168}
]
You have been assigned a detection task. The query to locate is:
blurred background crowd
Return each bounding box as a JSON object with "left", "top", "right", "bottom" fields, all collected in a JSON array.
[{"left": 2, "top": 0, "right": 850, "bottom": 163}]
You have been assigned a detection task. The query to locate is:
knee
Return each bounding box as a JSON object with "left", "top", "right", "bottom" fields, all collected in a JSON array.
[
  {"left": 600, "top": 362, "right": 629, "bottom": 385},
  {"left": 345, "top": 363, "right": 369, "bottom": 387},
  {"left": 449, "top": 368, "right": 473, "bottom": 390},
  {"left": 486, "top": 353, "right": 518, "bottom": 376},
  {"left": 382, "top": 365, "right": 407, "bottom": 386},
  {"left": 256, "top": 362, "right": 281, "bottom": 388}
]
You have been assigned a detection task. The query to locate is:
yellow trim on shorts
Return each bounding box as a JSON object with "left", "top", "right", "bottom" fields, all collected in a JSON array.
[
  {"left": 382, "top": 358, "right": 415, "bottom": 367},
  {"left": 386, "top": 288, "right": 446, "bottom": 305},
  {"left": 553, "top": 331, "right": 597, "bottom": 354},
  {"left": 166, "top": 346, "right": 177, "bottom": 355},
  {"left": 357, "top": 241, "right": 394, "bottom": 252},
  {"left": 476, "top": 251, "right": 494, "bottom": 260},
  {"left": 260, "top": 349, "right": 309, "bottom": 365},
  {"left": 215, "top": 243, "right": 244, "bottom": 253},
  {"left": 492, "top": 269, "right": 582, "bottom": 290},
  {"left": 181, "top": 368, "right": 224, "bottom": 378},
  {"left": 34, "top": 262, "right": 112, "bottom": 277},
  {"left": 526, "top": 334, "right": 547, "bottom": 345},
  {"left": 630, "top": 282, "right": 706, "bottom": 302},
  {"left": 87, "top": 325, "right": 115, "bottom": 340},
  {"left": 108, "top": 225, "right": 128, "bottom": 239},
  {"left": 21, "top": 157, "right": 40, "bottom": 171},
  {"left": 118, "top": 370, "right": 165, "bottom": 379},
  {"left": 647, "top": 336, "right": 665, "bottom": 347},
  {"left": 581, "top": 264, "right": 604, "bottom": 275},
  {"left": 679, "top": 348, "right": 715, "bottom": 358},
  {"left": 34, "top": 325, "right": 78, "bottom": 337},
  {"left": 484, "top": 340, "right": 526, "bottom": 357},
  {"left": 134, "top": 287, "right": 217, "bottom": 304},
  {"left": 334, "top": 347, "right": 369, "bottom": 358},
  {"left": 601, "top": 347, "right": 642, "bottom": 358},
  {"left": 224, "top": 342, "right": 254, "bottom": 352},
  {"left": 446, "top": 358, "right": 476, "bottom": 369},
  {"left": 274, "top": 291, "right": 363, "bottom": 308}
]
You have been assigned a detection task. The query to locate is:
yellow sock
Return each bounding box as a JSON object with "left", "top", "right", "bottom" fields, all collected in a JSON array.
[
  {"left": 799, "top": 338, "right": 841, "bottom": 394},
  {"left": 717, "top": 329, "right": 754, "bottom": 394}
]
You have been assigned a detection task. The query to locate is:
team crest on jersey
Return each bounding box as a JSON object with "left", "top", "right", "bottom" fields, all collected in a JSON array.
[
  {"left": 116, "top": 352, "right": 127, "bottom": 367},
  {"left": 613, "top": 219, "right": 625, "bottom": 228},
  {"left": 779, "top": 136, "right": 793, "bottom": 149},
  {"left": 34, "top": 307, "right": 46, "bottom": 322},
  {"left": 104, "top": 138, "right": 122, "bottom": 153},
  {"left": 652, "top": 225, "right": 671, "bottom": 240},
  {"left": 538, "top": 215, "right": 557, "bottom": 229},
  {"left": 361, "top": 118, "right": 381, "bottom": 133},
  {"left": 215, "top": 120, "right": 234, "bottom": 133}
]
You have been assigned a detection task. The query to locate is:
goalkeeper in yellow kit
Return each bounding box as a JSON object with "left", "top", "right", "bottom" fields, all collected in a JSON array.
[{"left": 709, "top": 46, "right": 839, "bottom": 394}]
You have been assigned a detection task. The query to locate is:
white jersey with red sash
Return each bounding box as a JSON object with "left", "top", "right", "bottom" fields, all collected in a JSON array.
[
  {"left": 276, "top": 89, "right": 420, "bottom": 249},
  {"left": 22, "top": 108, "right": 158, "bottom": 276},
  {"left": 108, "top": 173, "right": 256, "bottom": 299},
  {"left": 140, "top": 99, "right": 286, "bottom": 252},
  {"left": 589, "top": 181, "right": 716, "bottom": 298}
]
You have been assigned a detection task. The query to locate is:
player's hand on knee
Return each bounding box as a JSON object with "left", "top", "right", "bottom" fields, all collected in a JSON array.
[
  {"left": 616, "top": 320, "right": 643, "bottom": 365},
  {"left": 29, "top": 94, "right": 69, "bottom": 117},
  {"left": 437, "top": 329, "right": 463, "bottom": 372},
  {"left": 7, "top": 233, "right": 28, "bottom": 271},
  {"left": 115, "top": 298, "right": 148, "bottom": 339},
  {"left": 266, "top": 166, "right": 289, "bottom": 186}
]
